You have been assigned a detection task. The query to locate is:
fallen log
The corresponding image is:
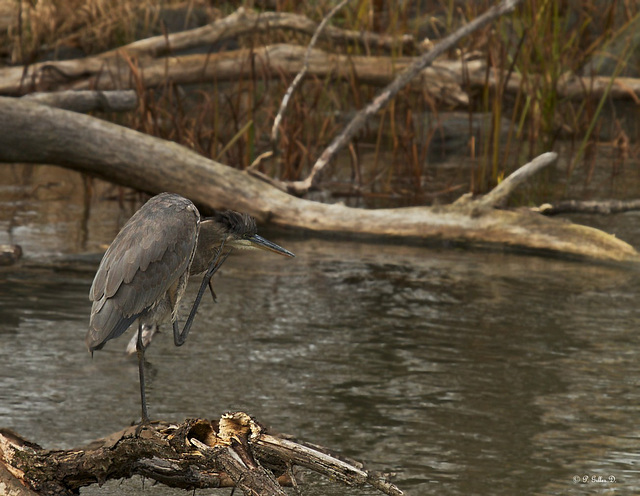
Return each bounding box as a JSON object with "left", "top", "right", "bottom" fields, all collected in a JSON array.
[
  {"left": 1, "top": 47, "right": 637, "bottom": 106},
  {"left": 0, "top": 96, "right": 637, "bottom": 263},
  {"left": 2, "top": 6, "right": 638, "bottom": 105},
  {"left": 96, "top": 7, "right": 416, "bottom": 60},
  {"left": 0, "top": 44, "right": 468, "bottom": 106},
  {"left": 0, "top": 412, "right": 402, "bottom": 496},
  {"left": 3, "top": 43, "right": 636, "bottom": 107}
]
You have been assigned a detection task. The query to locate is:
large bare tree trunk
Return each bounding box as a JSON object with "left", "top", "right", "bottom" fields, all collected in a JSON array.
[{"left": 0, "top": 96, "right": 637, "bottom": 263}]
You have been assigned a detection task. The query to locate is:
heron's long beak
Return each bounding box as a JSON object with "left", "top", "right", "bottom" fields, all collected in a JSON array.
[{"left": 248, "top": 234, "right": 295, "bottom": 257}]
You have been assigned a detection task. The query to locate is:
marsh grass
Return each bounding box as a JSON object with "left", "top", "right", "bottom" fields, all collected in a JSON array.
[{"left": 3, "top": 0, "right": 638, "bottom": 205}]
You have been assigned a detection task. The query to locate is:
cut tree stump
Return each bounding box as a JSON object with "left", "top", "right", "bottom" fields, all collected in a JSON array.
[{"left": 0, "top": 412, "right": 402, "bottom": 496}]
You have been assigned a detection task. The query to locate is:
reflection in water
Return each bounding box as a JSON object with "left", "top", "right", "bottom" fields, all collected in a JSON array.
[{"left": 2, "top": 240, "right": 640, "bottom": 495}]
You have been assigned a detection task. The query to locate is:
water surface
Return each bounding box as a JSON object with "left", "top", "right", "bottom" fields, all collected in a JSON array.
[{"left": 2, "top": 179, "right": 640, "bottom": 495}]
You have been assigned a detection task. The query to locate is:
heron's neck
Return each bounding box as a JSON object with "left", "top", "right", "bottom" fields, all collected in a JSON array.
[{"left": 190, "top": 219, "right": 226, "bottom": 274}]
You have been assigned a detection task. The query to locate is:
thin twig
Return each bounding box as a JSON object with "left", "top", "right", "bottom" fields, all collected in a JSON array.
[{"left": 271, "top": 0, "right": 352, "bottom": 156}]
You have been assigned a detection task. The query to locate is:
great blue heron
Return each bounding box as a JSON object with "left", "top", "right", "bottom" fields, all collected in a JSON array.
[{"left": 86, "top": 192, "right": 294, "bottom": 423}]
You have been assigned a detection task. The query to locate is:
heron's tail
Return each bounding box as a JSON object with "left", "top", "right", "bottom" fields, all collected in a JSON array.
[{"left": 87, "top": 303, "right": 138, "bottom": 353}]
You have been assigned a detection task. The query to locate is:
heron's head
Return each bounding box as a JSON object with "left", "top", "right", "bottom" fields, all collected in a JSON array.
[{"left": 209, "top": 210, "right": 295, "bottom": 257}]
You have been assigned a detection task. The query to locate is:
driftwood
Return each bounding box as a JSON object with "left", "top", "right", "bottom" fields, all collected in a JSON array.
[
  {"left": 6, "top": 43, "right": 638, "bottom": 105},
  {"left": 0, "top": 44, "right": 468, "bottom": 105},
  {"left": 0, "top": 412, "right": 402, "bottom": 496},
  {"left": 538, "top": 199, "right": 640, "bottom": 216},
  {"left": 1, "top": 7, "right": 638, "bottom": 105},
  {"left": 98, "top": 7, "right": 417, "bottom": 59},
  {"left": 0, "top": 96, "right": 638, "bottom": 263}
]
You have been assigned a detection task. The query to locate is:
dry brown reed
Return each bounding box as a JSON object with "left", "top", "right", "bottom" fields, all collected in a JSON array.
[{"left": 2, "top": 0, "right": 638, "bottom": 206}]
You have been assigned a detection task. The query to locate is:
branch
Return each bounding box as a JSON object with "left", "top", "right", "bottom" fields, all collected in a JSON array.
[
  {"left": 0, "top": 96, "right": 638, "bottom": 263},
  {"left": 286, "top": 0, "right": 524, "bottom": 195},
  {"left": 255, "top": 434, "right": 403, "bottom": 496},
  {"left": 0, "top": 45, "right": 461, "bottom": 99},
  {"left": 471, "top": 152, "right": 558, "bottom": 211},
  {"left": 538, "top": 199, "right": 640, "bottom": 216},
  {"left": 107, "top": 7, "right": 416, "bottom": 59},
  {"left": 0, "top": 8, "right": 416, "bottom": 95},
  {"left": 0, "top": 414, "right": 402, "bottom": 496}
]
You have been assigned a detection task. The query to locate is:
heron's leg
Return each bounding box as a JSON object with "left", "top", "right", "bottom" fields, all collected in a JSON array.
[
  {"left": 136, "top": 322, "right": 150, "bottom": 424},
  {"left": 208, "top": 280, "right": 217, "bottom": 302},
  {"left": 173, "top": 241, "right": 233, "bottom": 347}
]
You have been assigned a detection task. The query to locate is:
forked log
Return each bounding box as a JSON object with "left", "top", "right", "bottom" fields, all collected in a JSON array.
[
  {"left": 0, "top": 97, "right": 637, "bottom": 263},
  {"left": 0, "top": 412, "right": 402, "bottom": 496}
]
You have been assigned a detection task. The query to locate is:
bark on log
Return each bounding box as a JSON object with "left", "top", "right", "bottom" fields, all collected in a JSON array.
[
  {"left": 0, "top": 413, "right": 402, "bottom": 496},
  {"left": 0, "top": 96, "right": 637, "bottom": 263}
]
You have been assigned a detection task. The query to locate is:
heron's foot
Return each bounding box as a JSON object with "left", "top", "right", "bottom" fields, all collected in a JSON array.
[{"left": 132, "top": 417, "right": 156, "bottom": 437}]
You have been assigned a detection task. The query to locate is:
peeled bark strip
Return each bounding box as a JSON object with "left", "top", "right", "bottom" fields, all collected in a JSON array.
[
  {"left": 0, "top": 413, "right": 402, "bottom": 496},
  {"left": 0, "top": 97, "right": 637, "bottom": 263}
]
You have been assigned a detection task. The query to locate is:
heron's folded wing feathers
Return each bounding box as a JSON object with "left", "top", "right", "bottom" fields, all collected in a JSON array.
[{"left": 88, "top": 194, "right": 199, "bottom": 349}]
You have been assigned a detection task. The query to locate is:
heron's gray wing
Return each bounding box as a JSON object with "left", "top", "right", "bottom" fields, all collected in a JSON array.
[{"left": 87, "top": 193, "right": 199, "bottom": 350}]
